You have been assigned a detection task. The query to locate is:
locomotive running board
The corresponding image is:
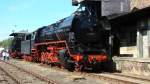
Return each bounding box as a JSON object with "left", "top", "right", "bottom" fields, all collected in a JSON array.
[
  {"left": 34, "top": 40, "right": 72, "bottom": 57},
  {"left": 34, "top": 40, "right": 66, "bottom": 46}
]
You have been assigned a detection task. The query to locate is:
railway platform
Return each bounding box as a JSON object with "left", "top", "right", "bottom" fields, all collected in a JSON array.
[{"left": 113, "top": 57, "right": 150, "bottom": 77}]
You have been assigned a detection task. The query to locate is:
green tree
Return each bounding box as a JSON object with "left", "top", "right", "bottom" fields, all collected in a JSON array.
[{"left": 0, "top": 38, "right": 13, "bottom": 49}]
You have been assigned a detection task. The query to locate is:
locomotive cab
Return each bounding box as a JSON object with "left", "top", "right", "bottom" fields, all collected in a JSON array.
[
  {"left": 9, "top": 32, "right": 27, "bottom": 58},
  {"left": 20, "top": 32, "right": 37, "bottom": 61}
]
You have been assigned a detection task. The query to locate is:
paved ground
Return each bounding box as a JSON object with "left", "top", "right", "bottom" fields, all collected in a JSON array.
[{"left": 3, "top": 58, "right": 107, "bottom": 84}]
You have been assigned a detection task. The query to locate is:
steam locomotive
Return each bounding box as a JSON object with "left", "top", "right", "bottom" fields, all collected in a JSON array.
[{"left": 10, "top": 1, "right": 113, "bottom": 71}]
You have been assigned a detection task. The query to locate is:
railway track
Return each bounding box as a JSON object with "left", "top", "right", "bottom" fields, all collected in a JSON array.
[
  {"left": 0, "top": 65, "right": 20, "bottom": 84},
  {"left": 52, "top": 68, "right": 138, "bottom": 84},
  {"left": 0, "top": 60, "right": 57, "bottom": 84},
  {"left": 5, "top": 59, "right": 150, "bottom": 84},
  {"left": 111, "top": 73, "right": 150, "bottom": 83},
  {"left": 42, "top": 64, "right": 150, "bottom": 84},
  {"left": 87, "top": 73, "right": 150, "bottom": 84}
]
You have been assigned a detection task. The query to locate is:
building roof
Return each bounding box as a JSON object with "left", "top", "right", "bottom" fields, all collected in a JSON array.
[
  {"left": 109, "top": 6, "right": 150, "bottom": 25},
  {"left": 9, "top": 32, "right": 28, "bottom": 37}
]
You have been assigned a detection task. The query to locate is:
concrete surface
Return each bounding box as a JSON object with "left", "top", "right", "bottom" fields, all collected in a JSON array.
[{"left": 113, "top": 57, "right": 150, "bottom": 76}]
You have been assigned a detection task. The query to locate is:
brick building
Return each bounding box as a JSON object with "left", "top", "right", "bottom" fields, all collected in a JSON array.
[
  {"left": 118, "top": 0, "right": 150, "bottom": 58},
  {"left": 112, "top": 6, "right": 150, "bottom": 58}
]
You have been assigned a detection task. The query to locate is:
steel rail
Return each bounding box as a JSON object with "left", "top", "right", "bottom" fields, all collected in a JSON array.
[
  {"left": 40, "top": 64, "right": 138, "bottom": 84},
  {"left": 9, "top": 59, "right": 150, "bottom": 84},
  {"left": 0, "top": 62, "right": 21, "bottom": 84},
  {"left": 111, "top": 73, "right": 150, "bottom": 82},
  {"left": 0, "top": 60, "right": 58, "bottom": 84}
]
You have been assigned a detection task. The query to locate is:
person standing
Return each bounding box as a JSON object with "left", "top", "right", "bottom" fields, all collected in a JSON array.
[
  {"left": 5, "top": 50, "right": 10, "bottom": 60},
  {"left": 0, "top": 51, "right": 2, "bottom": 60},
  {"left": 2, "top": 50, "right": 6, "bottom": 61},
  {"left": 0, "top": 48, "right": 4, "bottom": 60}
]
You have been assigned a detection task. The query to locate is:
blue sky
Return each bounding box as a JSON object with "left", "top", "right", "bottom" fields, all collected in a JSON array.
[{"left": 0, "top": 0, "right": 77, "bottom": 41}]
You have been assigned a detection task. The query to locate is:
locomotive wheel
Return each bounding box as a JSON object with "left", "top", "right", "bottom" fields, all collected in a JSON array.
[
  {"left": 101, "top": 60, "right": 115, "bottom": 72},
  {"left": 49, "top": 63, "right": 53, "bottom": 67},
  {"left": 65, "top": 61, "right": 75, "bottom": 71},
  {"left": 75, "top": 64, "right": 84, "bottom": 72},
  {"left": 57, "top": 49, "right": 75, "bottom": 71},
  {"left": 92, "top": 63, "right": 101, "bottom": 73}
]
